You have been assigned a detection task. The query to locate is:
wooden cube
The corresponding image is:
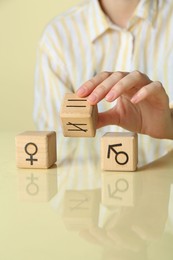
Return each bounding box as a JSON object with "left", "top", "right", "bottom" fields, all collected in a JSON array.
[
  {"left": 101, "top": 172, "right": 135, "bottom": 207},
  {"left": 101, "top": 132, "right": 138, "bottom": 171},
  {"left": 60, "top": 93, "right": 98, "bottom": 137},
  {"left": 16, "top": 131, "right": 57, "bottom": 169}
]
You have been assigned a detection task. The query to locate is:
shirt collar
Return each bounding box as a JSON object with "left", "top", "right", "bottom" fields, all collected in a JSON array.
[
  {"left": 132, "top": 0, "right": 159, "bottom": 26},
  {"left": 88, "top": 0, "right": 159, "bottom": 42},
  {"left": 88, "top": 0, "right": 110, "bottom": 42}
]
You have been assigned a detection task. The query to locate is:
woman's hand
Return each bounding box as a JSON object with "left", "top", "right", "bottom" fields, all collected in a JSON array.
[{"left": 76, "top": 71, "right": 173, "bottom": 139}]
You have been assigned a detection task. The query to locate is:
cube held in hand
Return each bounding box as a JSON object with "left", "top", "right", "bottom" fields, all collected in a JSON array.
[{"left": 60, "top": 93, "right": 98, "bottom": 137}]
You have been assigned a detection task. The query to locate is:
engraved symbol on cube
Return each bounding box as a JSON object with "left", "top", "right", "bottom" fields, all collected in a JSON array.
[
  {"left": 15, "top": 131, "right": 57, "bottom": 169},
  {"left": 108, "top": 178, "right": 129, "bottom": 200},
  {"left": 107, "top": 143, "right": 129, "bottom": 165},
  {"left": 25, "top": 142, "right": 38, "bottom": 165},
  {"left": 60, "top": 93, "right": 98, "bottom": 137},
  {"left": 66, "top": 98, "right": 87, "bottom": 108},
  {"left": 67, "top": 122, "right": 88, "bottom": 133},
  {"left": 101, "top": 132, "right": 138, "bottom": 171},
  {"left": 26, "top": 173, "right": 39, "bottom": 196}
]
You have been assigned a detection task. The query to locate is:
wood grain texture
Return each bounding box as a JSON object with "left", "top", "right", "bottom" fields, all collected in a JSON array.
[
  {"left": 60, "top": 93, "right": 98, "bottom": 137},
  {"left": 16, "top": 131, "right": 57, "bottom": 169},
  {"left": 101, "top": 132, "right": 138, "bottom": 171}
]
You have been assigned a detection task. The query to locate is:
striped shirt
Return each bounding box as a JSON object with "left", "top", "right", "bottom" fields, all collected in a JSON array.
[{"left": 34, "top": 0, "right": 173, "bottom": 165}]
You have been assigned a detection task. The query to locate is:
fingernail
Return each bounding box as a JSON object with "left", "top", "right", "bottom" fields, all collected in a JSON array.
[
  {"left": 105, "top": 92, "right": 115, "bottom": 102},
  {"left": 87, "top": 94, "right": 97, "bottom": 103},
  {"left": 131, "top": 95, "right": 138, "bottom": 104},
  {"left": 76, "top": 87, "right": 86, "bottom": 96}
]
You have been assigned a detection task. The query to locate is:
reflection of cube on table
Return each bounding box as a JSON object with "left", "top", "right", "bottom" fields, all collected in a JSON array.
[
  {"left": 18, "top": 169, "right": 57, "bottom": 202},
  {"left": 60, "top": 93, "right": 98, "bottom": 137},
  {"left": 63, "top": 190, "right": 100, "bottom": 230},
  {"left": 16, "top": 131, "right": 56, "bottom": 169},
  {"left": 101, "top": 172, "right": 136, "bottom": 207},
  {"left": 101, "top": 132, "right": 138, "bottom": 171}
]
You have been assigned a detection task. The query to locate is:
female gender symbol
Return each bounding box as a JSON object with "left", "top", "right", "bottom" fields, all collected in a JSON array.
[{"left": 24, "top": 142, "right": 38, "bottom": 165}]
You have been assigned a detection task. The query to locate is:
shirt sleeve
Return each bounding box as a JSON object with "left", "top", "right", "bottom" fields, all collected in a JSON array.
[{"left": 33, "top": 32, "right": 73, "bottom": 132}]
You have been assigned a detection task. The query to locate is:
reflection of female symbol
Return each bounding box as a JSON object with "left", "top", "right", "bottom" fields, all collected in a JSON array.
[
  {"left": 107, "top": 143, "right": 129, "bottom": 165},
  {"left": 108, "top": 178, "right": 129, "bottom": 200},
  {"left": 24, "top": 142, "right": 38, "bottom": 165},
  {"left": 26, "top": 174, "right": 39, "bottom": 196}
]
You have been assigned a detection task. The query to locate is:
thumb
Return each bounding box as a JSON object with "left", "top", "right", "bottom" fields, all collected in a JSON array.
[{"left": 96, "top": 107, "right": 120, "bottom": 128}]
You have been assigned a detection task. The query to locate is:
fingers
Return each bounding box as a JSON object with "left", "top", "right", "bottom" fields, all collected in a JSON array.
[
  {"left": 87, "top": 72, "right": 123, "bottom": 104},
  {"left": 130, "top": 82, "right": 156, "bottom": 104},
  {"left": 76, "top": 71, "right": 112, "bottom": 97},
  {"left": 77, "top": 70, "right": 167, "bottom": 110},
  {"left": 76, "top": 71, "right": 128, "bottom": 104},
  {"left": 77, "top": 70, "right": 151, "bottom": 105},
  {"left": 97, "top": 107, "right": 120, "bottom": 128},
  {"left": 130, "top": 81, "right": 168, "bottom": 107},
  {"left": 105, "top": 70, "right": 151, "bottom": 102}
]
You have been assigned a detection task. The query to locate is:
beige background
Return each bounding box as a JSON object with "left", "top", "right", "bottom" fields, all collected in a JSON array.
[{"left": 0, "top": 0, "right": 80, "bottom": 131}]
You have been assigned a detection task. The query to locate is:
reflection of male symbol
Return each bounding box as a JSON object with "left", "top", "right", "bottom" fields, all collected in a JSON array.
[
  {"left": 107, "top": 144, "right": 129, "bottom": 165},
  {"left": 24, "top": 142, "right": 38, "bottom": 165},
  {"left": 108, "top": 178, "right": 129, "bottom": 200},
  {"left": 26, "top": 174, "right": 39, "bottom": 196}
]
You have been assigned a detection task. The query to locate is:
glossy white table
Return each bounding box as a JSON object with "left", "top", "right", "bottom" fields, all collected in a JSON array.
[{"left": 0, "top": 132, "right": 173, "bottom": 260}]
